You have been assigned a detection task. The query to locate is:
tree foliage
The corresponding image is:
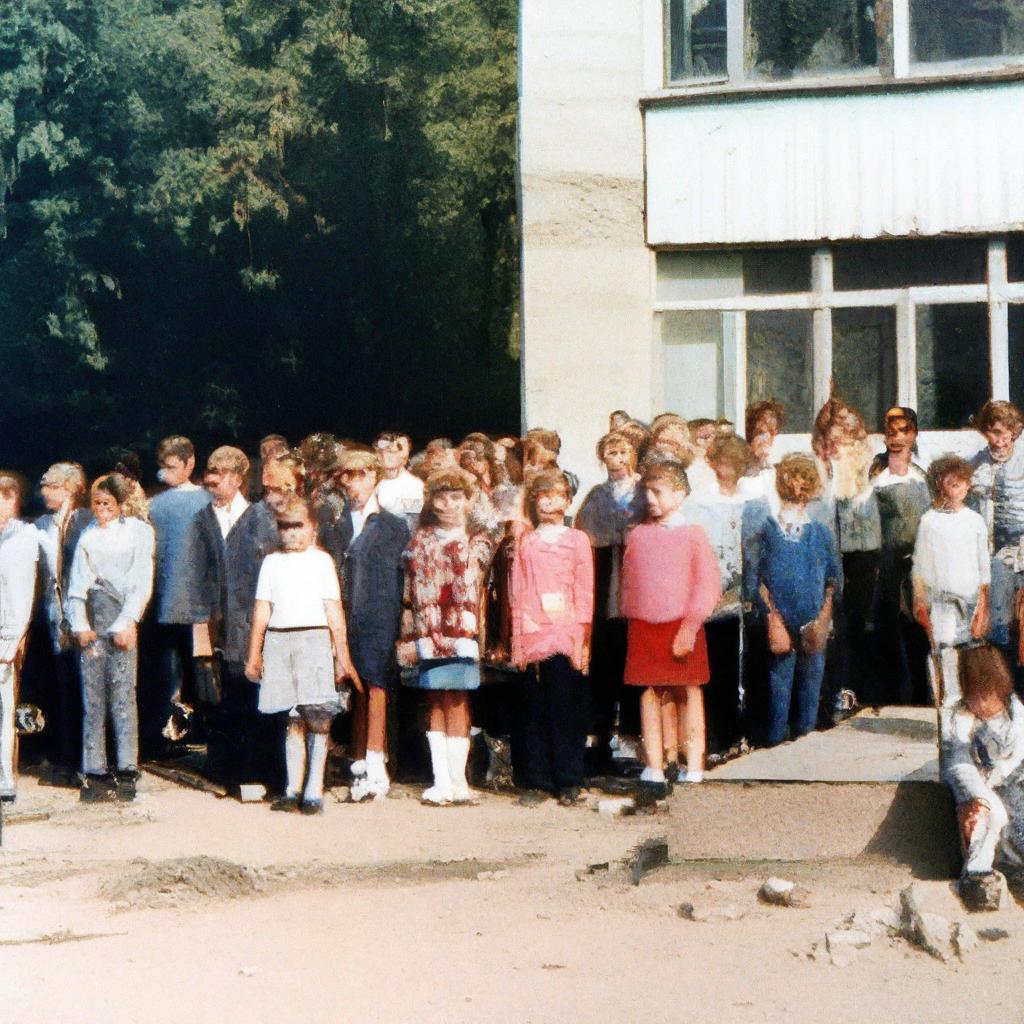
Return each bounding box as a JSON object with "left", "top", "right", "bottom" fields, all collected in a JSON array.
[{"left": 0, "top": 0, "right": 519, "bottom": 478}]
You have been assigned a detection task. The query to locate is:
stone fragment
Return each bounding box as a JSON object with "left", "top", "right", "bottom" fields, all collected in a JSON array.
[
  {"left": 597, "top": 797, "right": 635, "bottom": 817},
  {"left": 758, "top": 877, "right": 811, "bottom": 908},
  {"left": 826, "top": 930, "right": 872, "bottom": 953},
  {"left": 953, "top": 922, "right": 979, "bottom": 960},
  {"left": 900, "top": 885, "right": 954, "bottom": 962},
  {"left": 978, "top": 927, "right": 1010, "bottom": 942},
  {"left": 678, "top": 901, "right": 709, "bottom": 922}
]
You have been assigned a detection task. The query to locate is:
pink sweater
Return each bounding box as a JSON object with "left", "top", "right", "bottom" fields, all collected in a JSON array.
[
  {"left": 620, "top": 523, "right": 721, "bottom": 627},
  {"left": 510, "top": 527, "right": 594, "bottom": 665}
]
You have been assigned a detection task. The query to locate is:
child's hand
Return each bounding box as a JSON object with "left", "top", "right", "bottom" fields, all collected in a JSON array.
[
  {"left": 76, "top": 629, "right": 97, "bottom": 649},
  {"left": 336, "top": 649, "right": 364, "bottom": 693},
  {"left": 913, "top": 603, "right": 933, "bottom": 645},
  {"left": 112, "top": 622, "right": 137, "bottom": 651},
  {"left": 244, "top": 655, "right": 262, "bottom": 682},
  {"left": 672, "top": 624, "right": 696, "bottom": 659},
  {"left": 971, "top": 600, "right": 990, "bottom": 640}
]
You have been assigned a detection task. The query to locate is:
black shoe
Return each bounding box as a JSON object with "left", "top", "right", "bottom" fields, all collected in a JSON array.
[
  {"left": 557, "top": 787, "right": 582, "bottom": 807},
  {"left": 79, "top": 774, "right": 115, "bottom": 803},
  {"left": 959, "top": 871, "right": 1002, "bottom": 912},
  {"left": 665, "top": 762, "right": 682, "bottom": 784},
  {"left": 270, "top": 795, "right": 300, "bottom": 813},
  {"left": 636, "top": 779, "right": 670, "bottom": 803},
  {"left": 517, "top": 788, "right": 549, "bottom": 808},
  {"left": 300, "top": 798, "right": 324, "bottom": 815},
  {"left": 114, "top": 770, "right": 139, "bottom": 802}
]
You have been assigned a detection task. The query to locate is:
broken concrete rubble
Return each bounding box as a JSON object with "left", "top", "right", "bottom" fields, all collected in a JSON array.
[{"left": 758, "top": 877, "right": 811, "bottom": 909}]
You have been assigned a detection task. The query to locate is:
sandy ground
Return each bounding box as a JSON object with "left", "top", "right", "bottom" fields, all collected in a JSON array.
[{"left": 1, "top": 772, "right": 1023, "bottom": 1024}]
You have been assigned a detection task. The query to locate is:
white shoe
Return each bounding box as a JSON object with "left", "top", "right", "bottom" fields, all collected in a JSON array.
[
  {"left": 450, "top": 782, "right": 478, "bottom": 805},
  {"left": 367, "top": 775, "right": 390, "bottom": 801},
  {"left": 349, "top": 775, "right": 373, "bottom": 803},
  {"left": 681, "top": 769, "right": 704, "bottom": 784},
  {"left": 421, "top": 784, "right": 453, "bottom": 806}
]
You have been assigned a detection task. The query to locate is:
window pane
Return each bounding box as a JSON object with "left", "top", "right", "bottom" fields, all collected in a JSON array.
[
  {"left": 832, "top": 307, "right": 897, "bottom": 432},
  {"left": 833, "top": 239, "right": 988, "bottom": 290},
  {"left": 668, "top": 0, "right": 728, "bottom": 80},
  {"left": 1010, "top": 305, "right": 1024, "bottom": 411},
  {"left": 747, "top": 310, "right": 814, "bottom": 432},
  {"left": 916, "top": 304, "right": 990, "bottom": 430},
  {"left": 1008, "top": 234, "right": 1024, "bottom": 282},
  {"left": 657, "top": 251, "right": 743, "bottom": 302},
  {"left": 662, "top": 311, "right": 725, "bottom": 419},
  {"left": 742, "top": 248, "right": 812, "bottom": 294},
  {"left": 745, "top": 0, "right": 879, "bottom": 80},
  {"left": 911, "top": 0, "right": 1024, "bottom": 63}
]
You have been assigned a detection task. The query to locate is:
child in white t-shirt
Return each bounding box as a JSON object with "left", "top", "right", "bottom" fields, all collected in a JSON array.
[{"left": 245, "top": 496, "right": 360, "bottom": 814}]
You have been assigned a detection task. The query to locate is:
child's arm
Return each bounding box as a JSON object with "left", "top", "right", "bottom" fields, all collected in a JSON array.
[
  {"left": 67, "top": 541, "right": 97, "bottom": 648},
  {"left": 673, "top": 529, "right": 722, "bottom": 658},
  {"left": 244, "top": 599, "right": 271, "bottom": 682},
  {"left": 573, "top": 532, "right": 595, "bottom": 672},
  {"left": 971, "top": 583, "right": 991, "bottom": 639},
  {"left": 325, "top": 597, "right": 362, "bottom": 693}
]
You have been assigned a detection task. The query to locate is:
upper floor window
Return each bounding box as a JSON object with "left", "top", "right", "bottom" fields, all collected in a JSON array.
[{"left": 665, "top": 0, "right": 1024, "bottom": 85}]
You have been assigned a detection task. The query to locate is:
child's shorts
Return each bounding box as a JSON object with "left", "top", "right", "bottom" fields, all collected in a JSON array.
[
  {"left": 624, "top": 619, "right": 710, "bottom": 687},
  {"left": 258, "top": 627, "right": 342, "bottom": 714}
]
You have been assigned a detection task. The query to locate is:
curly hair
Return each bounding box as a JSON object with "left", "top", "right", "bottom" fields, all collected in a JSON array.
[
  {"left": 928, "top": 454, "right": 974, "bottom": 500},
  {"left": 641, "top": 459, "right": 690, "bottom": 494},
  {"left": 708, "top": 435, "right": 753, "bottom": 478},
  {"left": 745, "top": 400, "right": 786, "bottom": 441},
  {"left": 524, "top": 469, "right": 571, "bottom": 526},
  {"left": 775, "top": 454, "right": 823, "bottom": 503}
]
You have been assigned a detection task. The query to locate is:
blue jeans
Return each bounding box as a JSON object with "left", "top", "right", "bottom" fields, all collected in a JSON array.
[{"left": 766, "top": 649, "right": 826, "bottom": 746}]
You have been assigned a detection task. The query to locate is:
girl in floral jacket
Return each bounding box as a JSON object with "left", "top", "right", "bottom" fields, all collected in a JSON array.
[{"left": 398, "top": 469, "right": 497, "bottom": 805}]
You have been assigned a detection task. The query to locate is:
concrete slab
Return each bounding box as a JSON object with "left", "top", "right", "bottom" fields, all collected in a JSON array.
[{"left": 708, "top": 706, "right": 939, "bottom": 783}]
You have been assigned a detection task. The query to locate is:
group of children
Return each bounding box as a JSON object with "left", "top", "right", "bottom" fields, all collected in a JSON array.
[{"left": 1, "top": 400, "right": 1023, "bottom": 898}]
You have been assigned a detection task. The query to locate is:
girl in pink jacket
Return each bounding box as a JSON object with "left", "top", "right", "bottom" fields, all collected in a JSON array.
[
  {"left": 621, "top": 461, "right": 721, "bottom": 794},
  {"left": 511, "top": 470, "right": 594, "bottom": 807}
]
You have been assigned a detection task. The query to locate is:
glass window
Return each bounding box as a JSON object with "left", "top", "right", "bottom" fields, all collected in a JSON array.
[
  {"left": 657, "top": 252, "right": 743, "bottom": 302},
  {"left": 1008, "top": 234, "right": 1024, "bottom": 282},
  {"left": 662, "top": 311, "right": 727, "bottom": 419},
  {"left": 745, "top": 0, "right": 879, "bottom": 80},
  {"left": 832, "top": 307, "right": 898, "bottom": 432},
  {"left": 916, "top": 304, "right": 990, "bottom": 430},
  {"left": 1011, "top": 306, "right": 1024, "bottom": 413},
  {"left": 668, "top": 0, "right": 728, "bottom": 80},
  {"left": 834, "top": 239, "right": 988, "bottom": 291},
  {"left": 911, "top": 0, "right": 1024, "bottom": 63},
  {"left": 742, "top": 248, "right": 812, "bottom": 294},
  {"left": 746, "top": 310, "right": 814, "bottom": 432}
]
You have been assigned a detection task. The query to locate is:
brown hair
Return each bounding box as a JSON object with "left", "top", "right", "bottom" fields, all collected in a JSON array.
[
  {"left": 618, "top": 420, "right": 652, "bottom": 460},
  {"left": 0, "top": 472, "right": 27, "bottom": 507},
  {"left": 338, "top": 448, "right": 383, "bottom": 479},
  {"left": 775, "top": 454, "right": 823, "bottom": 503},
  {"left": 812, "top": 397, "right": 868, "bottom": 457},
  {"left": 525, "top": 428, "right": 561, "bottom": 456},
  {"left": 596, "top": 430, "right": 636, "bottom": 463},
  {"left": 960, "top": 644, "right": 1014, "bottom": 709},
  {"left": 642, "top": 459, "right": 690, "bottom": 494},
  {"left": 524, "top": 469, "right": 571, "bottom": 526},
  {"left": 263, "top": 451, "right": 306, "bottom": 494},
  {"left": 156, "top": 435, "right": 195, "bottom": 464},
  {"left": 421, "top": 468, "right": 476, "bottom": 526},
  {"left": 207, "top": 445, "right": 250, "bottom": 479},
  {"left": 91, "top": 472, "right": 131, "bottom": 506},
  {"left": 274, "top": 492, "right": 316, "bottom": 525},
  {"left": 745, "top": 400, "right": 786, "bottom": 440},
  {"left": 975, "top": 399, "right": 1024, "bottom": 438},
  {"left": 708, "top": 435, "right": 753, "bottom": 477},
  {"left": 928, "top": 454, "right": 974, "bottom": 500},
  {"left": 650, "top": 412, "right": 686, "bottom": 432}
]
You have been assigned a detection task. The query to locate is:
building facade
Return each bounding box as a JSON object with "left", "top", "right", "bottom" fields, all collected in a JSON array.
[{"left": 519, "top": 0, "right": 1024, "bottom": 488}]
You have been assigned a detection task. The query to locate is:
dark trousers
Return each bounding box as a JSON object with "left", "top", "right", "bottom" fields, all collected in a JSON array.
[
  {"left": 875, "top": 553, "right": 931, "bottom": 705},
  {"left": 825, "top": 551, "right": 881, "bottom": 712},
  {"left": 705, "top": 617, "right": 743, "bottom": 754},
  {"left": 521, "top": 655, "right": 585, "bottom": 792},
  {"left": 140, "top": 623, "right": 194, "bottom": 757},
  {"left": 50, "top": 647, "right": 83, "bottom": 769}
]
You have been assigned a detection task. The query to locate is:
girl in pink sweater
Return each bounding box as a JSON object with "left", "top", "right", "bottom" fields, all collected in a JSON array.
[
  {"left": 621, "top": 461, "right": 721, "bottom": 793},
  {"left": 511, "top": 470, "right": 595, "bottom": 807}
]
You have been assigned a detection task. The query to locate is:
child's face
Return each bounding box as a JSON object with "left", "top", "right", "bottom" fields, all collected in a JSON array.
[
  {"left": 377, "top": 435, "right": 411, "bottom": 472},
  {"left": 884, "top": 420, "right": 916, "bottom": 455},
  {"left": 984, "top": 423, "right": 1016, "bottom": 463},
  {"left": 645, "top": 479, "right": 687, "bottom": 521},
  {"left": 966, "top": 690, "right": 1007, "bottom": 721},
  {"left": 41, "top": 481, "right": 69, "bottom": 512},
  {"left": 431, "top": 488, "right": 468, "bottom": 529},
  {"left": 205, "top": 465, "right": 243, "bottom": 503},
  {"left": 0, "top": 491, "right": 18, "bottom": 522},
  {"left": 939, "top": 474, "right": 970, "bottom": 508},
  {"left": 278, "top": 511, "right": 316, "bottom": 552},
  {"left": 159, "top": 454, "right": 194, "bottom": 488},
  {"left": 341, "top": 467, "right": 377, "bottom": 510},
  {"left": 694, "top": 425, "right": 716, "bottom": 450},
  {"left": 535, "top": 487, "right": 569, "bottom": 523},
  {"left": 91, "top": 490, "right": 121, "bottom": 527},
  {"left": 602, "top": 441, "right": 634, "bottom": 475},
  {"left": 712, "top": 459, "right": 739, "bottom": 489}
]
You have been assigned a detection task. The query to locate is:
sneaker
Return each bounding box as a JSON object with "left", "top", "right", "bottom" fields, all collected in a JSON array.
[
  {"left": 114, "top": 770, "right": 139, "bottom": 802},
  {"left": 270, "top": 795, "right": 300, "bottom": 813},
  {"left": 680, "top": 769, "right": 704, "bottom": 784},
  {"left": 349, "top": 775, "right": 374, "bottom": 803},
  {"left": 637, "top": 779, "right": 669, "bottom": 802},
  {"left": 517, "top": 788, "right": 549, "bottom": 808},
  {"left": 557, "top": 787, "right": 582, "bottom": 807},
  {"left": 300, "top": 798, "right": 324, "bottom": 816},
  {"left": 959, "top": 871, "right": 1002, "bottom": 912},
  {"left": 450, "top": 783, "right": 478, "bottom": 806},
  {"left": 79, "top": 773, "right": 115, "bottom": 803},
  {"left": 421, "top": 785, "right": 453, "bottom": 806}
]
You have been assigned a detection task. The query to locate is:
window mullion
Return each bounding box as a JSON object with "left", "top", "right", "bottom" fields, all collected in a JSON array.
[
  {"left": 896, "top": 291, "right": 917, "bottom": 408},
  {"left": 990, "top": 240, "right": 1010, "bottom": 400},
  {"left": 726, "top": 0, "right": 744, "bottom": 81},
  {"left": 892, "top": 0, "right": 910, "bottom": 77}
]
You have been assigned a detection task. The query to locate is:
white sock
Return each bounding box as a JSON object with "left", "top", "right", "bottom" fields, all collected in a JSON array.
[
  {"left": 350, "top": 758, "right": 367, "bottom": 778},
  {"left": 284, "top": 724, "right": 305, "bottom": 798},
  {"left": 640, "top": 766, "right": 666, "bottom": 783},
  {"left": 303, "top": 733, "right": 328, "bottom": 802},
  {"left": 446, "top": 736, "right": 472, "bottom": 799},
  {"left": 424, "top": 731, "right": 452, "bottom": 800},
  {"left": 366, "top": 749, "right": 388, "bottom": 784}
]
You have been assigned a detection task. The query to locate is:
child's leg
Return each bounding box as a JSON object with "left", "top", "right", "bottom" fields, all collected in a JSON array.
[
  {"left": 80, "top": 641, "right": 109, "bottom": 776},
  {"left": 791, "top": 650, "right": 826, "bottom": 739},
  {"left": 302, "top": 711, "right": 331, "bottom": 805},
  {"left": 363, "top": 687, "right": 390, "bottom": 795},
  {"left": 0, "top": 662, "right": 16, "bottom": 795},
  {"left": 109, "top": 644, "right": 140, "bottom": 773},
  {"left": 444, "top": 691, "right": 474, "bottom": 802},
  {"left": 661, "top": 694, "right": 679, "bottom": 767},
  {"left": 283, "top": 713, "right": 306, "bottom": 798},
  {"left": 423, "top": 692, "right": 453, "bottom": 803},
  {"left": 521, "top": 664, "right": 554, "bottom": 792},
  {"left": 349, "top": 685, "right": 368, "bottom": 764},
  {"left": 964, "top": 792, "right": 1009, "bottom": 874},
  {"left": 546, "top": 655, "right": 585, "bottom": 792},
  {"left": 677, "top": 686, "right": 706, "bottom": 780},
  {"left": 765, "top": 651, "right": 797, "bottom": 746},
  {"left": 639, "top": 687, "right": 665, "bottom": 778}
]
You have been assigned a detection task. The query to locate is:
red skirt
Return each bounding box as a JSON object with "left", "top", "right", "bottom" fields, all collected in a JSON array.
[{"left": 624, "top": 619, "right": 710, "bottom": 687}]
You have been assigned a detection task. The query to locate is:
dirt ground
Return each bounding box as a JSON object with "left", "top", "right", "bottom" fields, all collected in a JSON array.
[{"left": 2, "top": 772, "right": 1022, "bottom": 1024}]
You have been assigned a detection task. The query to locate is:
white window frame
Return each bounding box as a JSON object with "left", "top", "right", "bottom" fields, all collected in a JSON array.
[
  {"left": 654, "top": 240, "right": 1024, "bottom": 427},
  {"left": 663, "top": 0, "right": 1024, "bottom": 88}
]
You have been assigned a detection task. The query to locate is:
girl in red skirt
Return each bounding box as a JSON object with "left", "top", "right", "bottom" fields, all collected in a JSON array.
[{"left": 621, "top": 461, "right": 721, "bottom": 794}]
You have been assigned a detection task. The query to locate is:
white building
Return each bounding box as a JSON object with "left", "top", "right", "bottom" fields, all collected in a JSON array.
[{"left": 518, "top": 0, "right": 1024, "bottom": 487}]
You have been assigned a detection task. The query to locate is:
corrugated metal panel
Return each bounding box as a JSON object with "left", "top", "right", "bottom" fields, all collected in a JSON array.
[{"left": 645, "top": 82, "right": 1024, "bottom": 246}]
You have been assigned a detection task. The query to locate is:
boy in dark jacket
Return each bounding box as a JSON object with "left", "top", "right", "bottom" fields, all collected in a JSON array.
[{"left": 327, "top": 448, "right": 410, "bottom": 800}]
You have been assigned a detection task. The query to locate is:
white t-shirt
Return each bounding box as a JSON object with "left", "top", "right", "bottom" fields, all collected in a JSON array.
[
  {"left": 255, "top": 547, "right": 341, "bottom": 629},
  {"left": 376, "top": 470, "right": 424, "bottom": 517},
  {"left": 912, "top": 507, "right": 990, "bottom": 601}
]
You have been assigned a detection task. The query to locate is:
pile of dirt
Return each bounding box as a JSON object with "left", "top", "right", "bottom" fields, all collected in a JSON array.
[{"left": 101, "top": 856, "right": 266, "bottom": 908}]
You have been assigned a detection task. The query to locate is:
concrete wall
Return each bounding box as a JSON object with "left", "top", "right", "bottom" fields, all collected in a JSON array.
[{"left": 518, "top": 1, "right": 656, "bottom": 496}]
